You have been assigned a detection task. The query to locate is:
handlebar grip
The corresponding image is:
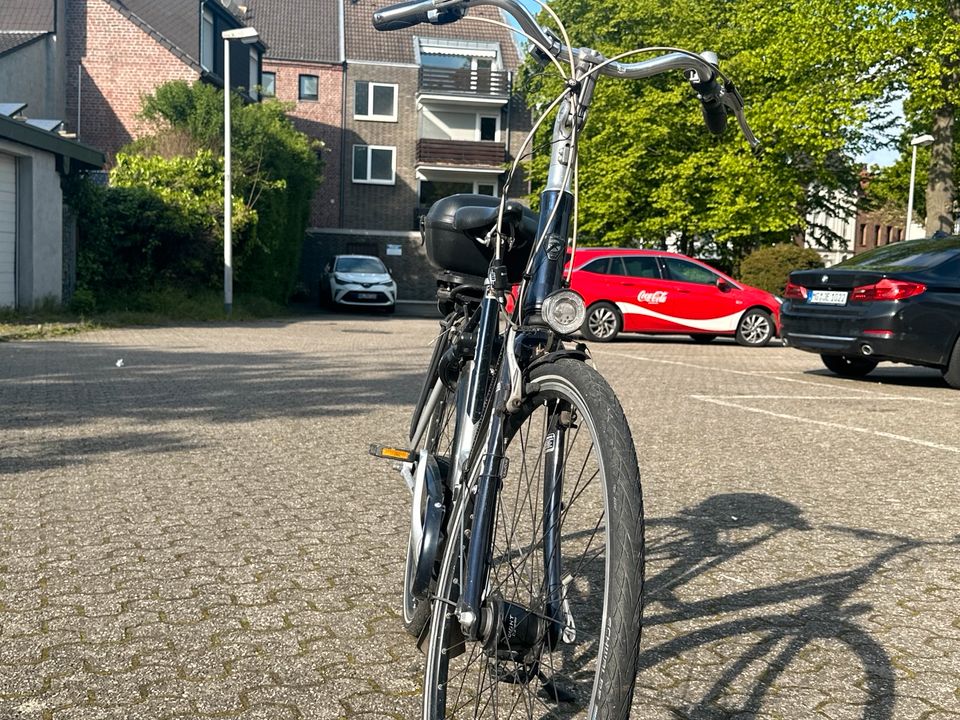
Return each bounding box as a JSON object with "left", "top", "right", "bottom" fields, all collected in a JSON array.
[
  {"left": 373, "top": 0, "right": 436, "bottom": 30},
  {"left": 690, "top": 76, "right": 727, "bottom": 135},
  {"left": 373, "top": 0, "right": 464, "bottom": 30},
  {"left": 700, "top": 96, "right": 727, "bottom": 135}
]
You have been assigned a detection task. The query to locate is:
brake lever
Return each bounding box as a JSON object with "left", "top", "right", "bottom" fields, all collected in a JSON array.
[{"left": 720, "top": 80, "right": 761, "bottom": 152}]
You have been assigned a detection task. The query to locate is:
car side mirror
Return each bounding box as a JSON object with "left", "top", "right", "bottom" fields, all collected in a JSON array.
[{"left": 717, "top": 279, "right": 733, "bottom": 293}]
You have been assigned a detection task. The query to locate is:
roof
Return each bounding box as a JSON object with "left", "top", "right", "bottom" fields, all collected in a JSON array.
[
  {"left": 0, "top": 31, "right": 47, "bottom": 58},
  {"left": 345, "top": 0, "right": 522, "bottom": 68},
  {"left": 247, "top": 0, "right": 341, "bottom": 63},
  {"left": 0, "top": 0, "right": 55, "bottom": 32},
  {"left": 0, "top": 113, "right": 105, "bottom": 172},
  {"left": 108, "top": 0, "right": 205, "bottom": 67},
  {"left": 0, "top": 0, "right": 56, "bottom": 58}
]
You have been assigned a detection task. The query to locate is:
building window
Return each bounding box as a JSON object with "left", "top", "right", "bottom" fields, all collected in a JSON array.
[
  {"left": 200, "top": 8, "right": 215, "bottom": 71},
  {"left": 248, "top": 48, "right": 259, "bottom": 100},
  {"left": 261, "top": 71, "right": 276, "bottom": 97},
  {"left": 419, "top": 180, "right": 497, "bottom": 206},
  {"left": 478, "top": 115, "right": 498, "bottom": 141},
  {"left": 353, "top": 145, "right": 395, "bottom": 184},
  {"left": 355, "top": 81, "right": 397, "bottom": 121},
  {"left": 299, "top": 74, "right": 318, "bottom": 101}
]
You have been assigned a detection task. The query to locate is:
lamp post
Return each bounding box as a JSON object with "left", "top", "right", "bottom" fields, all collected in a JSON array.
[
  {"left": 222, "top": 26, "right": 259, "bottom": 316},
  {"left": 905, "top": 133, "right": 935, "bottom": 241}
]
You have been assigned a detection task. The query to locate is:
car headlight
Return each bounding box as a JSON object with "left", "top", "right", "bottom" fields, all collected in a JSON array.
[{"left": 333, "top": 274, "right": 348, "bottom": 285}]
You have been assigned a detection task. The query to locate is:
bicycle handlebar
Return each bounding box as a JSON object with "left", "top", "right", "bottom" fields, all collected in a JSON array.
[
  {"left": 371, "top": 0, "right": 759, "bottom": 147},
  {"left": 372, "top": 0, "right": 464, "bottom": 30}
]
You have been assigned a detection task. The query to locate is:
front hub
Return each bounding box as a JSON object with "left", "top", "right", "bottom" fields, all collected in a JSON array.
[{"left": 479, "top": 598, "right": 545, "bottom": 661}]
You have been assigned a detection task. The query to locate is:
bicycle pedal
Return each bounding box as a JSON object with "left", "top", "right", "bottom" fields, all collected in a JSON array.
[{"left": 368, "top": 444, "right": 413, "bottom": 462}]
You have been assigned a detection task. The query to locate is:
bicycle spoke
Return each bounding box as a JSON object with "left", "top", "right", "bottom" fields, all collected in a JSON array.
[{"left": 423, "top": 361, "right": 642, "bottom": 719}]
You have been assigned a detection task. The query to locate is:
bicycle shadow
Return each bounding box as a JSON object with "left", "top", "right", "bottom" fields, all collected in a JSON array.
[{"left": 637, "top": 493, "right": 951, "bottom": 719}]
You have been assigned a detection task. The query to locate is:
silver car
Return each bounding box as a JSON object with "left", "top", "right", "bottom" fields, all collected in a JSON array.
[{"left": 321, "top": 255, "right": 397, "bottom": 313}]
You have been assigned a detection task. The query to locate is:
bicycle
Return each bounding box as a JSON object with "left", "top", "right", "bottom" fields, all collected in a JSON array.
[{"left": 369, "top": 0, "right": 759, "bottom": 716}]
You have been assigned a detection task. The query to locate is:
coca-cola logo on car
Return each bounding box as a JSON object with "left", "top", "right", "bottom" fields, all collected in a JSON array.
[{"left": 637, "top": 290, "right": 668, "bottom": 304}]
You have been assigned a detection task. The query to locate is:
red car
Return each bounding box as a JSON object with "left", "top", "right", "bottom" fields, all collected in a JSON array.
[{"left": 568, "top": 248, "right": 781, "bottom": 346}]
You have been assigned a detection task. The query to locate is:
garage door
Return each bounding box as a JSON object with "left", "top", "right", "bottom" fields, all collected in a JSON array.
[{"left": 0, "top": 153, "right": 15, "bottom": 307}]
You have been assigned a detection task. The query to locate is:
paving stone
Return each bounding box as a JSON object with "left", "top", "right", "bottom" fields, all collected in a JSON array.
[{"left": 2, "top": 321, "right": 959, "bottom": 719}]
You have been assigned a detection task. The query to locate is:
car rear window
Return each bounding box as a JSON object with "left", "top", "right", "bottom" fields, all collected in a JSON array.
[
  {"left": 336, "top": 257, "right": 386, "bottom": 273},
  {"left": 837, "top": 237, "right": 960, "bottom": 272}
]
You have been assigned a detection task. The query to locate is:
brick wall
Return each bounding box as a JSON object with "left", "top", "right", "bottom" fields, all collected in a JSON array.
[
  {"left": 341, "top": 64, "right": 421, "bottom": 232},
  {"left": 263, "top": 59, "right": 343, "bottom": 228},
  {"left": 65, "top": 0, "right": 199, "bottom": 161},
  {"left": 853, "top": 209, "right": 906, "bottom": 255}
]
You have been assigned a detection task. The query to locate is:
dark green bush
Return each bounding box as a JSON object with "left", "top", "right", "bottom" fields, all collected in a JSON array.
[
  {"left": 68, "top": 80, "right": 322, "bottom": 308},
  {"left": 738, "top": 243, "right": 824, "bottom": 295}
]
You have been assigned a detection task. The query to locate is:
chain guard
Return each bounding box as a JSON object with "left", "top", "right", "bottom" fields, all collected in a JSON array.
[{"left": 410, "top": 450, "right": 446, "bottom": 599}]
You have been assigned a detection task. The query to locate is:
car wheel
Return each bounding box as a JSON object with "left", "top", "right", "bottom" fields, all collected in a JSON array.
[
  {"left": 383, "top": 304, "right": 396, "bottom": 315},
  {"left": 690, "top": 334, "right": 717, "bottom": 344},
  {"left": 941, "top": 336, "right": 960, "bottom": 389},
  {"left": 582, "top": 302, "right": 622, "bottom": 342},
  {"left": 736, "top": 308, "right": 774, "bottom": 347},
  {"left": 820, "top": 354, "right": 878, "bottom": 378}
]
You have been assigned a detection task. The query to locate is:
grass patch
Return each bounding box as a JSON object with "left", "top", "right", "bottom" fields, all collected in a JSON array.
[{"left": 0, "top": 288, "right": 291, "bottom": 341}]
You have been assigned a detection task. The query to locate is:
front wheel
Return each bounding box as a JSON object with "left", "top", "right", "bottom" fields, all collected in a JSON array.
[
  {"left": 421, "top": 359, "right": 644, "bottom": 719},
  {"left": 582, "top": 302, "right": 622, "bottom": 342},
  {"left": 736, "top": 308, "right": 774, "bottom": 347},
  {"left": 821, "top": 354, "right": 878, "bottom": 378}
]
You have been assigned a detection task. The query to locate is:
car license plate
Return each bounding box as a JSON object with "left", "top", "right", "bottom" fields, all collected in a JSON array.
[
  {"left": 357, "top": 292, "right": 376, "bottom": 300},
  {"left": 808, "top": 289, "right": 848, "bottom": 305}
]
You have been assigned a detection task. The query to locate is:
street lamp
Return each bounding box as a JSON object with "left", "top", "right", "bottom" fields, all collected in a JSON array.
[
  {"left": 222, "top": 26, "right": 259, "bottom": 316},
  {"left": 905, "top": 133, "right": 935, "bottom": 241}
]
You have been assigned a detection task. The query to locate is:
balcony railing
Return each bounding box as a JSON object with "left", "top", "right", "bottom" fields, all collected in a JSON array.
[
  {"left": 416, "top": 139, "right": 506, "bottom": 167},
  {"left": 418, "top": 67, "right": 511, "bottom": 98}
]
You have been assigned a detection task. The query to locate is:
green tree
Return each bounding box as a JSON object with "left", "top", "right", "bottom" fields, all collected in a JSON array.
[
  {"left": 896, "top": 0, "right": 960, "bottom": 236},
  {"left": 520, "top": 0, "right": 899, "bottom": 261},
  {"left": 135, "top": 81, "right": 323, "bottom": 301}
]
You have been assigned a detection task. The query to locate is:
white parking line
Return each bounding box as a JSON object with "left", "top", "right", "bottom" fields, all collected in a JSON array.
[
  {"left": 691, "top": 395, "right": 960, "bottom": 454},
  {"left": 593, "top": 350, "right": 956, "bottom": 405}
]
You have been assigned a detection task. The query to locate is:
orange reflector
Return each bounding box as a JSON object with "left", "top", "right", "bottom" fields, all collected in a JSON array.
[{"left": 369, "top": 444, "right": 413, "bottom": 461}]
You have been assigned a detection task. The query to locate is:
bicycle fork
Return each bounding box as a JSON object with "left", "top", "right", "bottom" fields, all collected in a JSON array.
[{"left": 456, "top": 351, "right": 570, "bottom": 660}]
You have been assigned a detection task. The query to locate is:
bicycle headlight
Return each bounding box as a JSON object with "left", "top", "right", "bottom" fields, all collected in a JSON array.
[{"left": 542, "top": 289, "right": 586, "bottom": 336}]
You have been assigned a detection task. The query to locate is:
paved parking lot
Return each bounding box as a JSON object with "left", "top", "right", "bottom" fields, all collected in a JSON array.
[{"left": 1, "top": 316, "right": 959, "bottom": 719}]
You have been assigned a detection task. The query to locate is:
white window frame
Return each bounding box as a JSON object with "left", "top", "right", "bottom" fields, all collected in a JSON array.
[
  {"left": 200, "top": 8, "right": 215, "bottom": 72},
  {"left": 248, "top": 47, "right": 259, "bottom": 100},
  {"left": 418, "top": 179, "right": 498, "bottom": 204},
  {"left": 476, "top": 114, "right": 500, "bottom": 142},
  {"left": 354, "top": 81, "right": 398, "bottom": 122},
  {"left": 299, "top": 74, "right": 319, "bottom": 101},
  {"left": 261, "top": 71, "right": 276, "bottom": 97},
  {"left": 353, "top": 145, "right": 396, "bottom": 185}
]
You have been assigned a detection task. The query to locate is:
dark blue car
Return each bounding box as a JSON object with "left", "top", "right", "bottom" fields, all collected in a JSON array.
[{"left": 780, "top": 236, "right": 960, "bottom": 387}]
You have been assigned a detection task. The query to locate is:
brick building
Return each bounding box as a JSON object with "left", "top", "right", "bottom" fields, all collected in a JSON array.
[
  {"left": 246, "top": 0, "right": 343, "bottom": 230},
  {"left": 63, "top": 0, "right": 264, "bottom": 160},
  {"left": 247, "top": 0, "right": 531, "bottom": 301},
  {"left": 2, "top": 0, "right": 531, "bottom": 303}
]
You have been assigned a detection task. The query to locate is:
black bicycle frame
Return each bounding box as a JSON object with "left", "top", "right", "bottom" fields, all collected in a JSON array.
[{"left": 452, "top": 65, "right": 600, "bottom": 640}]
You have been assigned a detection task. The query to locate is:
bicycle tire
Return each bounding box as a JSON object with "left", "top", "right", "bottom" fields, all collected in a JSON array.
[{"left": 421, "top": 358, "right": 644, "bottom": 719}]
